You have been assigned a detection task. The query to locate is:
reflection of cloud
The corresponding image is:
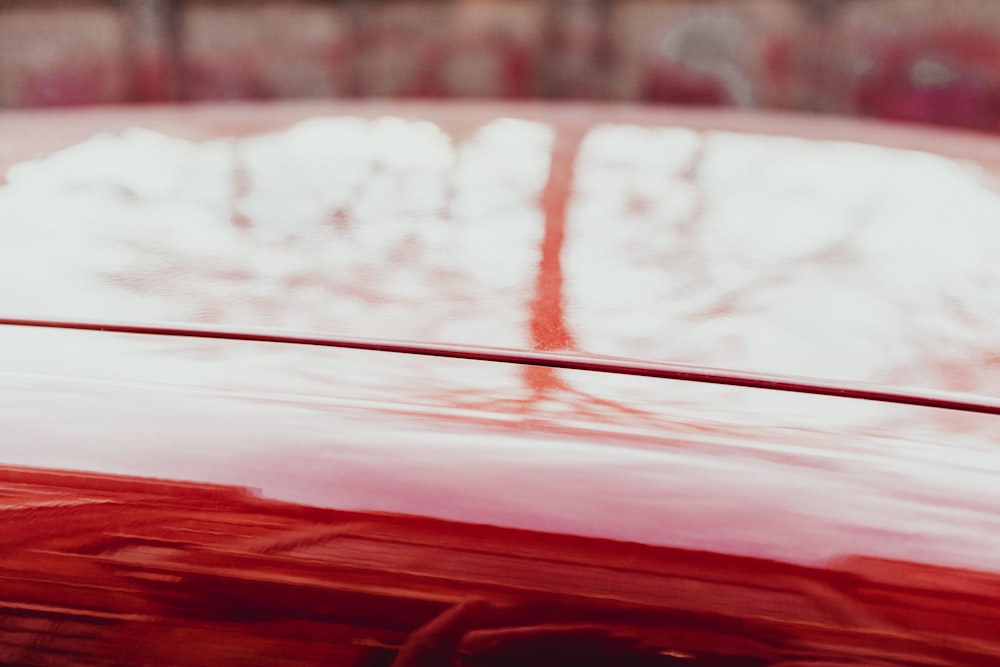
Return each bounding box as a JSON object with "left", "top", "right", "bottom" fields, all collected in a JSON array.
[
  {"left": 566, "top": 124, "right": 1000, "bottom": 397},
  {"left": 0, "top": 129, "right": 235, "bottom": 320},
  {"left": 0, "top": 116, "right": 552, "bottom": 348}
]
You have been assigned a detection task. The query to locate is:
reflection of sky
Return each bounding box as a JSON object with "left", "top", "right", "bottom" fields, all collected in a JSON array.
[
  {"left": 3, "top": 113, "right": 1000, "bottom": 431},
  {"left": 566, "top": 124, "right": 1000, "bottom": 395},
  {"left": 0, "top": 116, "right": 551, "bottom": 346},
  {"left": 4, "top": 113, "right": 1000, "bottom": 404}
]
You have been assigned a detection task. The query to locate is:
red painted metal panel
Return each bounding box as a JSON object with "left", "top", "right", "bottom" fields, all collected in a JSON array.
[{"left": 1, "top": 102, "right": 1000, "bottom": 664}]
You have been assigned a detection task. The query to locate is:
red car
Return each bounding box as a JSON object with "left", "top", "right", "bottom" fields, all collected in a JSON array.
[{"left": 1, "top": 102, "right": 999, "bottom": 666}]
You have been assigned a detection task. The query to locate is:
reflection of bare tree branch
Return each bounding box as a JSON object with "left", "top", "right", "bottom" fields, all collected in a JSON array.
[
  {"left": 230, "top": 139, "right": 252, "bottom": 230},
  {"left": 510, "top": 125, "right": 721, "bottom": 426},
  {"left": 633, "top": 133, "right": 886, "bottom": 328},
  {"left": 675, "top": 160, "right": 874, "bottom": 323},
  {"left": 376, "top": 162, "right": 677, "bottom": 422},
  {"left": 532, "top": 126, "right": 583, "bottom": 353},
  {"left": 522, "top": 125, "right": 585, "bottom": 399},
  {"left": 667, "top": 133, "right": 710, "bottom": 284}
]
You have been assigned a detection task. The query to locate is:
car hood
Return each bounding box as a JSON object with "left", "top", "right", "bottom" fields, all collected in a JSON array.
[{"left": 2, "top": 102, "right": 1000, "bottom": 575}]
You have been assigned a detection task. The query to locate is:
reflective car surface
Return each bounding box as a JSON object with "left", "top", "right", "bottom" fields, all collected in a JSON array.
[{"left": 1, "top": 102, "right": 999, "bottom": 665}]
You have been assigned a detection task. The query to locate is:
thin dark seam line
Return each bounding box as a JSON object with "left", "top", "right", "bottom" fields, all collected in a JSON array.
[{"left": 2, "top": 315, "right": 999, "bottom": 416}]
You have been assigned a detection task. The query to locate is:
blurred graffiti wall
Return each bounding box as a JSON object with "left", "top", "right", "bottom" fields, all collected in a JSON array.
[{"left": 4, "top": 0, "right": 1000, "bottom": 131}]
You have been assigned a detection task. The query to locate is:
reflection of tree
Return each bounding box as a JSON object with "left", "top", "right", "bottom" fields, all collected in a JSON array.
[
  {"left": 522, "top": 126, "right": 581, "bottom": 399},
  {"left": 532, "top": 127, "right": 579, "bottom": 353},
  {"left": 511, "top": 126, "right": 697, "bottom": 430}
]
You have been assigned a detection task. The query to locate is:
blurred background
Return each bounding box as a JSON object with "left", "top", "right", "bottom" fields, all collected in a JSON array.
[{"left": 3, "top": 0, "right": 1000, "bottom": 132}]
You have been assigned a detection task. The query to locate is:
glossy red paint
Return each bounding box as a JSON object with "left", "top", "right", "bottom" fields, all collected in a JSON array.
[
  {"left": 7, "top": 463, "right": 997, "bottom": 666},
  {"left": 2, "top": 102, "right": 1000, "bottom": 664}
]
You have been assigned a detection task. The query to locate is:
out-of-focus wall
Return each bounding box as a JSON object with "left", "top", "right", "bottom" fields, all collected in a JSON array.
[
  {"left": 0, "top": 2, "right": 127, "bottom": 107},
  {"left": 4, "top": 0, "right": 1000, "bottom": 132}
]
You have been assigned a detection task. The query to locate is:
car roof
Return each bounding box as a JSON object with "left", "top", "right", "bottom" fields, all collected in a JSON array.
[{"left": 3, "top": 102, "right": 1000, "bottom": 575}]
